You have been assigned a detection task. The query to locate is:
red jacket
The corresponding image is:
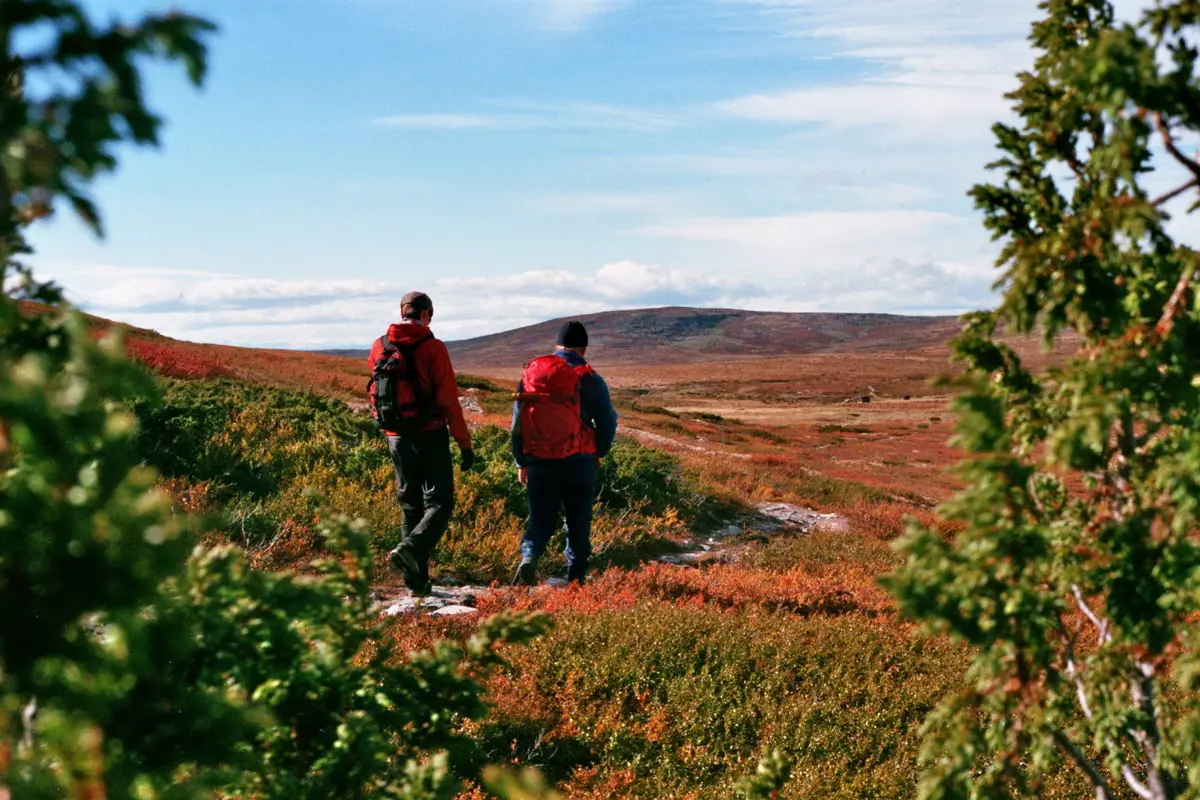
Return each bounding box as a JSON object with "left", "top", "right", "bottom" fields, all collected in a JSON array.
[{"left": 367, "top": 322, "right": 472, "bottom": 450}]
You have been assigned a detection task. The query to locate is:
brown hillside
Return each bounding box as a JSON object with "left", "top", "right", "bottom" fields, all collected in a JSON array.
[
  {"left": 315, "top": 308, "right": 966, "bottom": 368},
  {"left": 446, "top": 307, "right": 962, "bottom": 370}
]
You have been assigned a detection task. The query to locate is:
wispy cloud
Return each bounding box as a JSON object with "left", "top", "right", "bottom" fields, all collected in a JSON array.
[
  {"left": 634, "top": 209, "right": 979, "bottom": 267},
  {"left": 374, "top": 101, "right": 677, "bottom": 132},
  {"left": 371, "top": 113, "right": 531, "bottom": 130},
  {"left": 715, "top": 0, "right": 1035, "bottom": 136},
  {"left": 529, "top": 191, "right": 682, "bottom": 215},
  {"left": 535, "top": 0, "right": 627, "bottom": 31},
  {"left": 42, "top": 260, "right": 762, "bottom": 347},
  {"left": 717, "top": 82, "right": 1010, "bottom": 135}
]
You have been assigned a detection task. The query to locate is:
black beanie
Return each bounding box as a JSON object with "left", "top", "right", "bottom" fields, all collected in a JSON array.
[{"left": 556, "top": 320, "right": 588, "bottom": 348}]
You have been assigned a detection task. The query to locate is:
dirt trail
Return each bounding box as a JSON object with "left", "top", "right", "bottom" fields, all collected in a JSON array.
[{"left": 372, "top": 501, "right": 847, "bottom": 618}]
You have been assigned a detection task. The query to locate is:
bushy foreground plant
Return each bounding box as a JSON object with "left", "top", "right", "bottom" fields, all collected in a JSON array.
[
  {"left": 889, "top": 1, "right": 1200, "bottom": 798},
  {"left": 467, "top": 599, "right": 978, "bottom": 799},
  {"left": 0, "top": 327, "right": 547, "bottom": 795},
  {"left": 0, "top": 2, "right": 550, "bottom": 797}
]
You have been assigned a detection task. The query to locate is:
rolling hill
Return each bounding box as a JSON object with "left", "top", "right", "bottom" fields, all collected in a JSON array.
[{"left": 316, "top": 307, "right": 964, "bottom": 370}]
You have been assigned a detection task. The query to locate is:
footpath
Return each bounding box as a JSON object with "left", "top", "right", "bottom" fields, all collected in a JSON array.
[{"left": 371, "top": 501, "right": 847, "bottom": 618}]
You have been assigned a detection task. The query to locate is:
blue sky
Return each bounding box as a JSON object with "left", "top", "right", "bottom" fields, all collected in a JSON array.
[{"left": 22, "top": 0, "right": 1159, "bottom": 347}]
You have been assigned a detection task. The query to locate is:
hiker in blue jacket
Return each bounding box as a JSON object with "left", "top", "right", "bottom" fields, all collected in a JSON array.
[{"left": 510, "top": 321, "right": 618, "bottom": 586}]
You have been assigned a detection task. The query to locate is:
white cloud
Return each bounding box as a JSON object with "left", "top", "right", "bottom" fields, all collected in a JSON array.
[
  {"left": 536, "top": 0, "right": 626, "bottom": 31},
  {"left": 40, "top": 260, "right": 762, "bottom": 347},
  {"left": 529, "top": 191, "right": 681, "bottom": 215},
  {"left": 373, "top": 113, "right": 533, "bottom": 130},
  {"left": 633, "top": 209, "right": 984, "bottom": 272},
  {"left": 831, "top": 183, "right": 937, "bottom": 205},
  {"left": 36, "top": 234, "right": 1001, "bottom": 348},
  {"left": 718, "top": 82, "right": 1010, "bottom": 135},
  {"left": 374, "top": 101, "right": 676, "bottom": 133},
  {"left": 86, "top": 276, "right": 398, "bottom": 312},
  {"left": 714, "top": 0, "right": 1035, "bottom": 137}
]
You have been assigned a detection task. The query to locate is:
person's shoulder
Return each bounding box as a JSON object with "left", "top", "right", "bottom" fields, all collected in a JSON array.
[
  {"left": 421, "top": 330, "right": 448, "bottom": 351},
  {"left": 582, "top": 367, "right": 609, "bottom": 388}
]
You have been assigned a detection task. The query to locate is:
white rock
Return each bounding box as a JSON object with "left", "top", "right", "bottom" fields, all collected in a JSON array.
[{"left": 430, "top": 604, "right": 478, "bottom": 617}]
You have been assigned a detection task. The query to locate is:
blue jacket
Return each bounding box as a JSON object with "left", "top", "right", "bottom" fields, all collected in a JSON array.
[{"left": 511, "top": 349, "right": 618, "bottom": 467}]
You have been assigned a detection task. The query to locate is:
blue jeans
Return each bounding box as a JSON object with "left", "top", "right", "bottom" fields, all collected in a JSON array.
[{"left": 521, "top": 458, "right": 597, "bottom": 581}]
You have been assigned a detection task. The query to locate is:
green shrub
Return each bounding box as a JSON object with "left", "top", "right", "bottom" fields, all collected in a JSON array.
[
  {"left": 479, "top": 605, "right": 985, "bottom": 799},
  {"left": 597, "top": 437, "right": 685, "bottom": 516},
  {"left": 458, "top": 373, "right": 503, "bottom": 392},
  {"left": 816, "top": 424, "right": 870, "bottom": 434},
  {"left": 0, "top": 4, "right": 551, "bottom": 797},
  {"left": 129, "top": 381, "right": 734, "bottom": 581}
]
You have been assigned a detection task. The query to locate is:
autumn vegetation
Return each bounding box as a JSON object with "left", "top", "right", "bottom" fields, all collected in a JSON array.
[{"left": 14, "top": 0, "right": 1200, "bottom": 798}]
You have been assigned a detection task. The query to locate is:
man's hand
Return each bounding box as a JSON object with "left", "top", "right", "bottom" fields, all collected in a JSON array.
[
  {"left": 518, "top": 467, "right": 528, "bottom": 487},
  {"left": 460, "top": 448, "right": 475, "bottom": 471}
]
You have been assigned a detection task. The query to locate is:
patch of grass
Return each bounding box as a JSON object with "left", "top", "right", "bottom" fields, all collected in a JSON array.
[
  {"left": 817, "top": 424, "right": 871, "bottom": 434},
  {"left": 457, "top": 373, "right": 503, "bottom": 392},
  {"left": 652, "top": 418, "right": 690, "bottom": 435},
  {"left": 480, "top": 392, "right": 515, "bottom": 415},
  {"left": 741, "top": 428, "right": 787, "bottom": 444},
  {"left": 742, "top": 529, "right": 901, "bottom": 572},
  {"left": 470, "top": 603, "right": 972, "bottom": 799},
  {"left": 135, "top": 379, "right": 738, "bottom": 582},
  {"left": 630, "top": 403, "right": 680, "bottom": 418}
]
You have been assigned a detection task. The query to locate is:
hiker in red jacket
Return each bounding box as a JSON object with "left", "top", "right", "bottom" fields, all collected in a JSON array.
[
  {"left": 367, "top": 291, "right": 473, "bottom": 596},
  {"left": 510, "top": 320, "right": 618, "bottom": 586}
]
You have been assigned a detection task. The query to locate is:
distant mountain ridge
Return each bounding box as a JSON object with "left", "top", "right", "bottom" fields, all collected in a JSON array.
[{"left": 314, "top": 307, "right": 963, "bottom": 369}]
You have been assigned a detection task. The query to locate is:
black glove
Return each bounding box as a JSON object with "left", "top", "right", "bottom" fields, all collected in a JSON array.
[{"left": 460, "top": 448, "right": 475, "bottom": 472}]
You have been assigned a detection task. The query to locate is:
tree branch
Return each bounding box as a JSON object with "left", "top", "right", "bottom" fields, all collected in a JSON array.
[
  {"left": 1155, "top": 264, "right": 1196, "bottom": 339},
  {"left": 1052, "top": 730, "right": 1115, "bottom": 800},
  {"left": 1151, "top": 178, "right": 1198, "bottom": 207},
  {"left": 1155, "top": 112, "right": 1200, "bottom": 182}
]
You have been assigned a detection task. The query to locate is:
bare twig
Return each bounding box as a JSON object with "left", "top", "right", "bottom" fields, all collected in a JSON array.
[
  {"left": 1155, "top": 265, "right": 1196, "bottom": 338},
  {"left": 1113, "top": 410, "right": 1136, "bottom": 497},
  {"left": 1155, "top": 112, "right": 1200, "bottom": 182},
  {"left": 1151, "top": 178, "right": 1199, "bottom": 206},
  {"left": 1150, "top": 114, "right": 1200, "bottom": 333},
  {"left": 1065, "top": 655, "right": 1096, "bottom": 720},
  {"left": 1052, "top": 730, "right": 1115, "bottom": 800},
  {"left": 1129, "top": 666, "right": 1173, "bottom": 800},
  {"left": 1121, "top": 763, "right": 1155, "bottom": 800},
  {"left": 1073, "top": 584, "right": 1111, "bottom": 645}
]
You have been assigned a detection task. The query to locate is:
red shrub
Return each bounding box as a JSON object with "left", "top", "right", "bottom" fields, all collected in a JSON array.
[
  {"left": 474, "top": 561, "right": 893, "bottom": 619},
  {"left": 125, "top": 338, "right": 231, "bottom": 379}
]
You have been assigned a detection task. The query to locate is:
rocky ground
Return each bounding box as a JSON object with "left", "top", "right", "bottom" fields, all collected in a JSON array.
[{"left": 371, "top": 501, "right": 848, "bottom": 618}]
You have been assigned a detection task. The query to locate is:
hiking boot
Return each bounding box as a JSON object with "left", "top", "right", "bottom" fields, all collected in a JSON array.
[
  {"left": 389, "top": 547, "right": 430, "bottom": 596},
  {"left": 512, "top": 560, "right": 538, "bottom": 587}
]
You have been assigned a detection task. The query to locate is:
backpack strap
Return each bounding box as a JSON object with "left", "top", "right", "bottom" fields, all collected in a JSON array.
[
  {"left": 395, "top": 335, "right": 432, "bottom": 417},
  {"left": 515, "top": 391, "right": 577, "bottom": 403}
]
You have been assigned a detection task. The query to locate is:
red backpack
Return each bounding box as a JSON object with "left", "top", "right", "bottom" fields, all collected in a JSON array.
[{"left": 516, "top": 355, "right": 597, "bottom": 460}]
